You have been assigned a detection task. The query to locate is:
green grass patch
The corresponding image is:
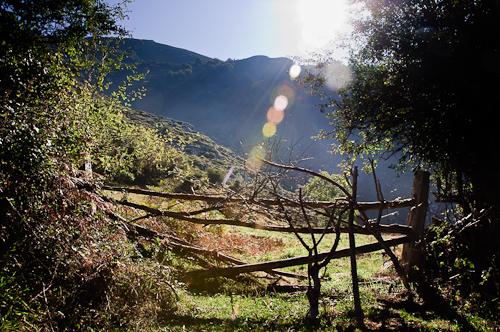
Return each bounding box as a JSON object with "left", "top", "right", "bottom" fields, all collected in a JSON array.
[{"left": 94, "top": 192, "right": 498, "bottom": 331}]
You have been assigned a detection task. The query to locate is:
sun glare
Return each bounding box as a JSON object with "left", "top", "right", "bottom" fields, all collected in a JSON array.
[
  {"left": 245, "top": 0, "right": 353, "bottom": 170},
  {"left": 274, "top": 0, "right": 351, "bottom": 59},
  {"left": 299, "top": 0, "right": 350, "bottom": 54}
]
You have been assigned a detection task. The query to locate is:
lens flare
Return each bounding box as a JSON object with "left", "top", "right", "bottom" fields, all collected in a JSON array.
[
  {"left": 245, "top": 145, "right": 265, "bottom": 173},
  {"left": 274, "top": 95, "right": 288, "bottom": 111},
  {"left": 278, "top": 84, "right": 294, "bottom": 99},
  {"left": 267, "top": 106, "right": 285, "bottom": 124},
  {"left": 289, "top": 64, "right": 302, "bottom": 79},
  {"left": 270, "top": 83, "right": 295, "bottom": 108},
  {"left": 262, "top": 121, "right": 277, "bottom": 138}
]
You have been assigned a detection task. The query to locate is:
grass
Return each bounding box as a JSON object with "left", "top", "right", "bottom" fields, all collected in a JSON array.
[
  {"left": 98, "top": 189, "right": 499, "bottom": 331},
  {"left": 165, "top": 225, "right": 498, "bottom": 331}
]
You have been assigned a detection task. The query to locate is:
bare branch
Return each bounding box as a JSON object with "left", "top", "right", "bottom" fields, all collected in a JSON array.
[
  {"left": 185, "top": 236, "right": 411, "bottom": 280},
  {"left": 317, "top": 208, "right": 345, "bottom": 269},
  {"left": 277, "top": 195, "right": 311, "bottom": 252},
  {"left": 102, "top": 185, "right": 414, "bottom": 211},
  {"left": 255, "top": 157, "right": 352, "bottom": 197},
  {"left": 298, "top": 188, "right": 318, "bottom": 254},
  {"left": 370, "top": 159, "right": 385, "bottom": 225}
]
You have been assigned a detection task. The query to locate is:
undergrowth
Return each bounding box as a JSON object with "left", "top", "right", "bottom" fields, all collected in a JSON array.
[{"left": 2, "top": 179, "right": 498, "bottom": 331}]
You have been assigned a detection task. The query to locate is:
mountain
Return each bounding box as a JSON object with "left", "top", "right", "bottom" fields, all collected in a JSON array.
[
  {"left": 120, "top": 39, "right": 211, "bottom": 64},
  {"left": 106, "top": 39, "right": 414, "bottom": 212},
  {"left": 107, "top": 39, "right": 338, "bottom": 171}
]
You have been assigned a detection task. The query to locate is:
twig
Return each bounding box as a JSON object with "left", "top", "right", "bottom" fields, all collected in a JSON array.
[
  {"left": 255, "top": 157, "right": 351, "bottom": 197},
  {"left": 370, "top": 159, "right": 385, "bottom": 226}
]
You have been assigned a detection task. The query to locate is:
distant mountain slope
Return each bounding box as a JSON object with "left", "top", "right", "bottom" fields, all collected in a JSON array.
[
  {"left": 122, "top": 107, "right": 243, "bottom": 171},
  {"left": 105, "top": 39, "right": 414, "bottom": 210},
  {"left": 121, "top": 39, "right": 211, "bottom": 64},
  {"left": 107, "top": 39, "right": 339, "bottom": 172}
]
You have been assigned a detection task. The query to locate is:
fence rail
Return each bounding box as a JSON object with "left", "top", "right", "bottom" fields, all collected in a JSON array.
[{"left": 104, "top": 171, "right": 430, "bottom": 282}]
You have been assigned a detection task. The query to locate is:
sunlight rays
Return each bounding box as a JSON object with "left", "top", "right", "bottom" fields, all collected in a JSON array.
[{"left": 244, "top": 0, "right": 353, "bottom": 173}]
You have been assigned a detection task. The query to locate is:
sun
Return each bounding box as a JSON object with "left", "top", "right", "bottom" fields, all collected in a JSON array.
[
  {"left": 296, "top": 0, "right": 350, "bottom": 53},
  {"left": 273, "top": 0, "right": 351, "bottom": 58}
]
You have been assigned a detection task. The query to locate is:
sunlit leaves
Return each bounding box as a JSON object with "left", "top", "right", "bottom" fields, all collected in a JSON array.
[
  {"left": 298, "top": 0, "right": 500, "bottom": 178},
  {"left": 0, "top": 2, "right": 135, "bottom": 327}
]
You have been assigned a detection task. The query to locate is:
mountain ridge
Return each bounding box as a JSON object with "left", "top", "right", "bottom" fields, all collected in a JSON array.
[
  {"left": 121, "top": 38, "right": 211, "bottom": 64},
  {"left": 108, "top": 39, "right": 338, "bottom": 170},
  {"left": 106, "top": 38, "right": 414, "bottom": 210}
]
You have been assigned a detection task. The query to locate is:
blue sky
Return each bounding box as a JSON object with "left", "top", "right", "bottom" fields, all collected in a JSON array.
[{"left": 108, "top": 0, "right": 351, "bottom": 60}]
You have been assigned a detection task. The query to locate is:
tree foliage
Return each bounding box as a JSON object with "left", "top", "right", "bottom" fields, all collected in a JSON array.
[
  {"left": 88, "top": 100, "right": 183, "bottom": 185},
  {"left": 296, "top": 0, "right": 500, "bottom": 307},
  {"left": 298, "top": 171, "right": 348, "bottom": 203},
  {"left": 0, "top": 1, "right": 145, "bottom": 329},
  {"left": 0, "top": 0, "right": 129, "bottom": 200},
  {"left": 297, "top": 0, "right": 500, "bottom": 210}
]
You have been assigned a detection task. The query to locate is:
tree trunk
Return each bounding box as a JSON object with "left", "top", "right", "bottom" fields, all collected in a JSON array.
[
  {"left": 402, "top": 170, "right": 429, "bottom": 281},
  {"left": 348, "top": 166, "right": 364, "bottom": 327},
  {"left": 307, "top": 263, "right": 321, "bottom": 321}
]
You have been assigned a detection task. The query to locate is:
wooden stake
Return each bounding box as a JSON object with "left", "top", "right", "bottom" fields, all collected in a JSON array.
[
  {"left": 348, "top": 166, "right": 364, "bottom": 327},
  {"left": 402, "top": 171, "right": 430, "bottom": 280}
]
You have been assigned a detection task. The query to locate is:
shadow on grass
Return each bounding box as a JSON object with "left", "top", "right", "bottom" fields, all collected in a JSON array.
[
  {"left": 417, "top": 285, "right": 478, "bottom": 331},
  {"left": 160, "top": 311, "right": 420, "bottom": 332},
  {"left": 155, "top": 286, "right": 482, "bottom": 331},
  {"left": 373, "top": 286, "right": 478, "bottom": 332},
  {"left": 159, "top": 313, "right": 312, "bottom": 332}
]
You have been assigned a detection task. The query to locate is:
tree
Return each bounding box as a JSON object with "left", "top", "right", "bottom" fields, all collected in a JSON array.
[
  {"left": 296, "top": 0, "right": 500, "bottom": 303},
  {"left": 0, "top": 0, "right": 131, "bottom": 232},
  {"left": 0, "top": 0, "right": 130, "bottom": 198},
  {"left": 0, "top": 1, "right": 133, "bottom": 329},
  {"left": 297, "top": 0, "right": 500, "bottom": 211},
  {"left": 298, "top": 171, "right": 348, "bottom": 204},
  {"left": 273, "top": 167, "right": 346, "bottom": 322}
]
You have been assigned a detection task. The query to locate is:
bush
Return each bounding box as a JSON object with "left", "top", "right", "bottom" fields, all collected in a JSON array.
[
  {"left": 424, "top": 209, "right": 500, "bottom": 316},
  {"left": 206, "top": 167, "right": 225, "bottom": 184}
]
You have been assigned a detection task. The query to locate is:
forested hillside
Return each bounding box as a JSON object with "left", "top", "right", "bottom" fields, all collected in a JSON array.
[
  {"left": 105, "top": 39, "right": 337, "bottom": 169},
  {"left": 105, "top": 38, "right": 414, "bottom": 203}
]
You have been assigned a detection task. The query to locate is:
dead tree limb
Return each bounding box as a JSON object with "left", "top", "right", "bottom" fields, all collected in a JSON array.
[
  {"left": 185, "top": 236, "right": 410, "bottom": 281},
  {"left": 102, "top": 195, "right": 414, "bottom": 236},
  {"left": 104, "top": 204, "right": 307, "bottom": 279},
  {"left": 357, "top": 209, "right": 412, "bottom": 290},
  {"left": 102, "top": 185, "right": 415, "bottom": 211}
]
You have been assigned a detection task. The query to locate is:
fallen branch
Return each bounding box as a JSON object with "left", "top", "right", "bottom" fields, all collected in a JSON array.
[
  {"left": 104, "top": 206, "right": 308, "bottom": 279},
  {"left": 103, "top": 195, "right": 414, "bottom": 237},
  {"left": 185, "top": 236, "right": 410, "bottom": 281},
  {"left": 102, "top": 185, "right": 415, "bottom": 211}
]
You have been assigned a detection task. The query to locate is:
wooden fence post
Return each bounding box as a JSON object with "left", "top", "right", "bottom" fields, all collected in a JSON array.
[{"left": 402, "top": 170, "right": 430, "bottom": 280}]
